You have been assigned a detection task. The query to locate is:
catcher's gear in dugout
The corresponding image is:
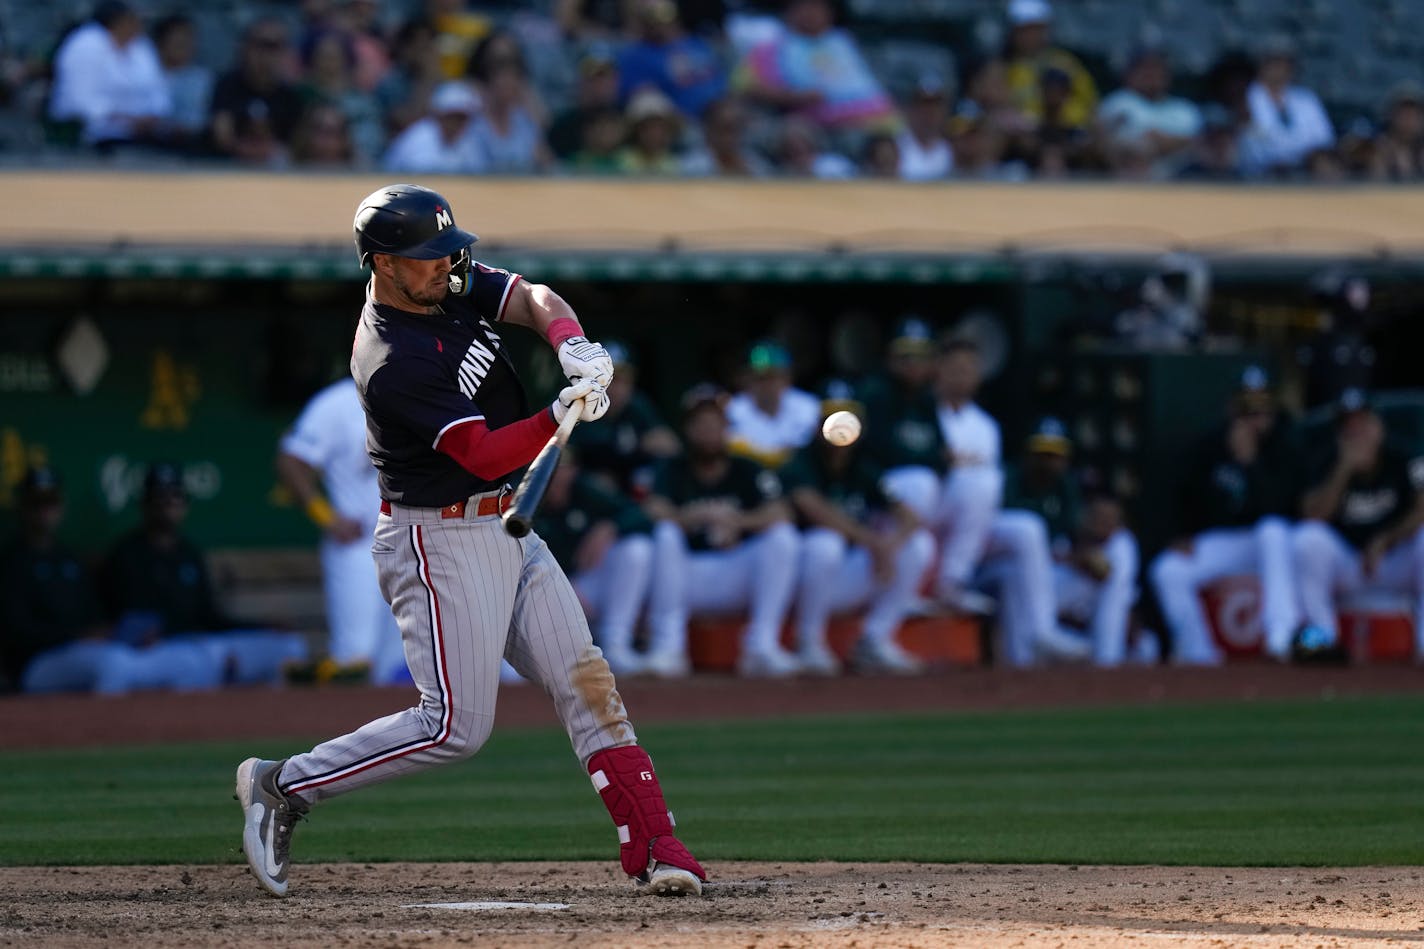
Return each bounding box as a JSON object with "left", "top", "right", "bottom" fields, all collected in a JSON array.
[{"left": 354, "top": 183, "right": 478, "bottom": 269}]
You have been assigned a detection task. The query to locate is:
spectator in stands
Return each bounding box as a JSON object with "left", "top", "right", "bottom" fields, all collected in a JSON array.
[
  {"left": 466, "top": 32, "right": 550, "bottom": 173},
  {"left": 681, "top": 96, "right": 771, "bottom": 176},
  {"left": 785, "top": 383, "right": 935, "bottom": 676},
  {"left": 773, "top": 115, "right": 857, "bottom": 178},
  {"left": 618, "top": 0, "right": 726, "bottom": 121},
  {"left": 1294, "top": 389, "right": 1424, "bottom": 660},
  {"left": 1099, "top": 48, "right": 1202, "bottom": 178},
  {"left": 1239, "top": 37, "right": 1333, "bottom": 176},
  {"left": 1369, "top": 81, "right": 1424, "bottom": 182},
  {"left": 383, "top": 81, "right": 486, "bottom": 173},
  {"left": 643, "top": 386, "right": 803, "bottom": 678},
  {"left": 949, "top": 104, "right": 1030, "bottom": 181},
  {"left": 1298, "top": 269, "right": 1377, "bottom": 412},
  {"left": 615, "top": 87, "right": 682, "bottom": 174},
  {"left": 555, "top": 0, "right": 629, "bottom": 41},
  {"left": 1003, "top": 418, "right": 1141, "bottom": 666},
  {"left": 961, "top": 57, "right": 1036, "bottom": 144},
  {"left": 209, "top": 18, "right": 304, "bottom": 166},
  {"left": 277, "top": 378, "right": 406, "bottom": 686},
  {"left": 1, "top": 467, "right": 217, "bottom": 694},
  {"left": 1149, "top": 367, "right": 1305, "bottom": 664},
  {"left": 571, "top": 341, "right": 680, "bottom": 497},
  {"left": 101, "top": 463, "right": 308, "bottom": 686},
  {"left": 1002, "top": 0, "right": 1097, "bottom": 132},
  {"left": 376, "top": 18, "right": 444, "bottom": 135},
  {"left": 48, "top": 1, "right": 172, "bottom": 150},
  {"left": 1174, "top": 104, "right": 1242, "bottom": 181},
  {"left": 1031, "top": 66, "right": 1096, "bottom": 176},
  {"left": 425, "top": 0, "right": 495, "bottom": 79},
  {"left": 569, "top": 107, "right": 628, "bottom": 173},
  {"left": 896, "top": 73, "right": 953, "bottom": 180},
  {"left": 860, "top": 132, "right": 902, "bottom": 179},
  {"left": 532, "top": 447, "right": 656, "bottom": 676},
  {"left": 289, "top": 102, "right": 356, "bottom": 167},
  {"left": 332, "top": 0, "right": 391, "bottom": 93},
  {"left": 548, "top": 47, "right": 620, "bottom": 160},
  {"left": 298, "top": 29, "right": 385, "bottom": 164},
  {"left": 726, "top": 340, "right": 822, "bottom": 467},
  {"left": 152, "top": 14, "right": 212, "bottom": 145},
  {"left": 736, "top": 0, "right": 897, "bottom": 134}
]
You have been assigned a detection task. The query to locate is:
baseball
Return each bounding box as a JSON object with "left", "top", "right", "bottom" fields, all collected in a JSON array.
[{"left": 822, "top": 410, "right": 862, "bottom": 447}]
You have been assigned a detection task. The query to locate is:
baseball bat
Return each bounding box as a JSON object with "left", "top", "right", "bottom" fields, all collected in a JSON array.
[{"left": 503, "top": 398, "right": 584, "bottom": 538}]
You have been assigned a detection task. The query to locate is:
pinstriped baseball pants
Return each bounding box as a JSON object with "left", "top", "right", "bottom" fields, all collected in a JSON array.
[{"left": 279, "top": 500, "right": 637, "bottom": 804}]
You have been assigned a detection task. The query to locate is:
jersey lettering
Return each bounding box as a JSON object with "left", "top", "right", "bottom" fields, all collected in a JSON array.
[{"left": 456, "top": 338, "right": 498, "bottom": 400}]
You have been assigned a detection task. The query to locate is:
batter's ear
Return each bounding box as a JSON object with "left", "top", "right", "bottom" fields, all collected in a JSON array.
[{"left": 371, "top": 253, "right": 394, "bottom": 278}]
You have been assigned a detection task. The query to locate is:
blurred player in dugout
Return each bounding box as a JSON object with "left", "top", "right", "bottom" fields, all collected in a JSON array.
[
  {"left": 642, "top": 385, "right": 802, "bottom": 678},
  {"left": 277, "top": 376, "right": 407, "bottom": 685},
  {"left": 0, "top": 466, "right": 215, "bottom": 694},
  {"left": 101, "top": 463, "right": 309, "bottom": 685},
  {"left": 1293, "top": 388, "right": 1424, "bottom": 659},
  {"left": 782, "top": 380, "right": 935, "bottom": 676},
  {"left": 1149, "top": 367, "right": 1305, "bottom": 664},
  {"left": 1002, "top": 417, "right": 1147, "bottom": 666},
  {"left": 725, "top": 340, "right": 822, "bottom": 468},
  {"left": 568, "top": 340, "right": 679, "bottom": 499},
  {"left": 531, "top": 444, "right": 656, "bottom": 676}
]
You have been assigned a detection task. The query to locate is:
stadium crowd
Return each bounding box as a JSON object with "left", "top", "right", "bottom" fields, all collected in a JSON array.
[{"left": 4, "top": 0, "right": 1424, "bottom": 181}]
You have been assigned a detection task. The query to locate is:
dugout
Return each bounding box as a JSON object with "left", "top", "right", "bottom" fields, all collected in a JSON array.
[{"left": 3, "top": 174, "right": 1424, "bottom": 562}]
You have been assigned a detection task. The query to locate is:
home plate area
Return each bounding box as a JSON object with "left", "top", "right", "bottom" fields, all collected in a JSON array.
[{"left": 5, "top": 861, "right": 1421, "bottom": 948}]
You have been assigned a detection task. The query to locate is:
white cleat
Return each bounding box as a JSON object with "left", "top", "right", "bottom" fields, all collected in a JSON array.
[
  {"left": 796, "top": 644, "right": 842, "bottom": 677},
  {"left": 852, "top": 637, "right": 926, "bottom": 676},
  {"left": 641, "top": 648, "right": 692, "bottom": 679},
  {"left": 637, "top": 861, "right": 703, "bottom": 897},
  {"left": 736, "top": 644, "right": 803, "bottom": 678}
]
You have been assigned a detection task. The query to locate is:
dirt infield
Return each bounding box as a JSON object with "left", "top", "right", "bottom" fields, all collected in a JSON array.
[
  {"left": 5, "top": 861, "right": 1422, "bottom": 948},
  {"left": 3, "top": 664, "right": 1421, "bottom": 750}
]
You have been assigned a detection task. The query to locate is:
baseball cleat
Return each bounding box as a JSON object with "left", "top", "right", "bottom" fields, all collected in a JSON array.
[
  {"left": 640, "top": 648, "right": 691, "bottom": 679},
  {"left": 852, "top": 637, "right": 925, "bottom": 676},
  {"left": 796, "top": 644, "right": 842, "bottom": 677},
  {"left": 637, "top": 860, "right": 703, "bottom": 897},
  {"left": 235, "top": 757, "right": 307, "bottom": 898},
  {"left": 736, "top": 644, "right": 802, "bottom": 678}
]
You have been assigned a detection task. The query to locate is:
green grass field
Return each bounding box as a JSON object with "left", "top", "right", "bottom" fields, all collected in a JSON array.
[{"left": 4, "top": 694, "right": 1422, "bottom": 867}]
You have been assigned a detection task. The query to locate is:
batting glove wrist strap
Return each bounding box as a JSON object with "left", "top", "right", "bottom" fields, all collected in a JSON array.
[{"left": 587, "top": 746, "right": 707, "bottom": 881}]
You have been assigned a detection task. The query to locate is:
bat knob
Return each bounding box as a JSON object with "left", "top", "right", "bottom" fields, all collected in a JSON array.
[{"left": 503, "top": 511, "right": 531, "bottom": 538}]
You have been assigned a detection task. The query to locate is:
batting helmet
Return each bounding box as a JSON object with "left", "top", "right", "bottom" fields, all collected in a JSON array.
[{"left": 353, "top": 184, "right": 478, "bottom": 269}]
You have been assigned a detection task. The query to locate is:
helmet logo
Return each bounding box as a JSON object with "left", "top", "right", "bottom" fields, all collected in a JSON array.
[{"left": 434, "top": 205, "right": 453, "bottom": 230}]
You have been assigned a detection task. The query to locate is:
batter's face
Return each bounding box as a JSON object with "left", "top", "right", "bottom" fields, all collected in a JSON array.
[{"left": 376, "top": 254, "right": 451, "bottom": 311}]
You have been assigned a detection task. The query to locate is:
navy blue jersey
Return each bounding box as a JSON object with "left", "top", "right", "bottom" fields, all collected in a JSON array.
[{"left": 352, "top": 263, "right": 530, "bottom": 507}]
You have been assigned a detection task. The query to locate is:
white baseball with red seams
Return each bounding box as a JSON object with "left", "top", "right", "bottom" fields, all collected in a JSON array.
[{"left": 821, "top": 410, "right": 862, "bottom": 447}]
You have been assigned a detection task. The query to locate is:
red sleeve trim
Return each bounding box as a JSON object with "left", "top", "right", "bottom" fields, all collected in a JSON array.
[
  {"left": 435, "top": 409, "right": 557, "bottom": 480},
  {"left": 496, "top": 274, "right": 523, "bottom": 322}
]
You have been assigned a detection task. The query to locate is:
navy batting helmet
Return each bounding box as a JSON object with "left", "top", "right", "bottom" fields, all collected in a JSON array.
[{"left": 353, "top": 184, "right": 478, "bottom": 269}]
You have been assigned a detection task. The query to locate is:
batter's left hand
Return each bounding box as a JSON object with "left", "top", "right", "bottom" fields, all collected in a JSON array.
[{"left": 558, "top": 336, "right": 614, "bottom": 389}]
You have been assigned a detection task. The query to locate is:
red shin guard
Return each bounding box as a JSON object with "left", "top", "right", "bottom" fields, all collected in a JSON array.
[{"left": 587, "top": 745, "right": 706, "bottom": 881}]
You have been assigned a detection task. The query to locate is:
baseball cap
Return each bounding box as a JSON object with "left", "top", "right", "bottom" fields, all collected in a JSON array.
[
  {"left": 1233, "top": 364, "right": 1274, "bottom": 413},
  {"left": 746, "top": 340, "right": 792, "bottom": 373},
  {"left": 603, "top": 339, "right": 634, "bottom": 369},
  {"left": 680, "top": 383, "right": 728, "bottom": 418},
  {"left": 1026, "top": 416, "right": 1071, "bottom": 456},
  {"left": 910, "top": 71, "right": 951, "bottom": 101},
  {"left": 430, "top": 82, "right": 481, "bottom": 115},
  {"left": 1007, "top": 0, "right": 1053, "bottom": 26},
  {"left": 579, "top": 43, "right": 618, "bottom": 77},
  {"left": 143, "top": 462, "right": 186, "bottom": 500},
  {"left": 1336, "top": 386, "right": 1372, "bottom": 416},
  {"left": 19, "top": 465, "right": 63, "bottom": 504},
  {"left": 626, "top": 88, "right": 679, "bottom": 125},
  {"left": 888, "top": 316, "right": 936, "bottom": 357},
  {"left": 820, "top": 377, "right": 865, "bottom": 418}
]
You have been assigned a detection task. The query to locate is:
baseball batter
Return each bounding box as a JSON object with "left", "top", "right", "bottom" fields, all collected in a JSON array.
[
  {"left": 235, "top": 184, "right": 705, "bottom": 899},
  {"left": 278, "top": 378, "right": 407, "bottom": 684}
]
